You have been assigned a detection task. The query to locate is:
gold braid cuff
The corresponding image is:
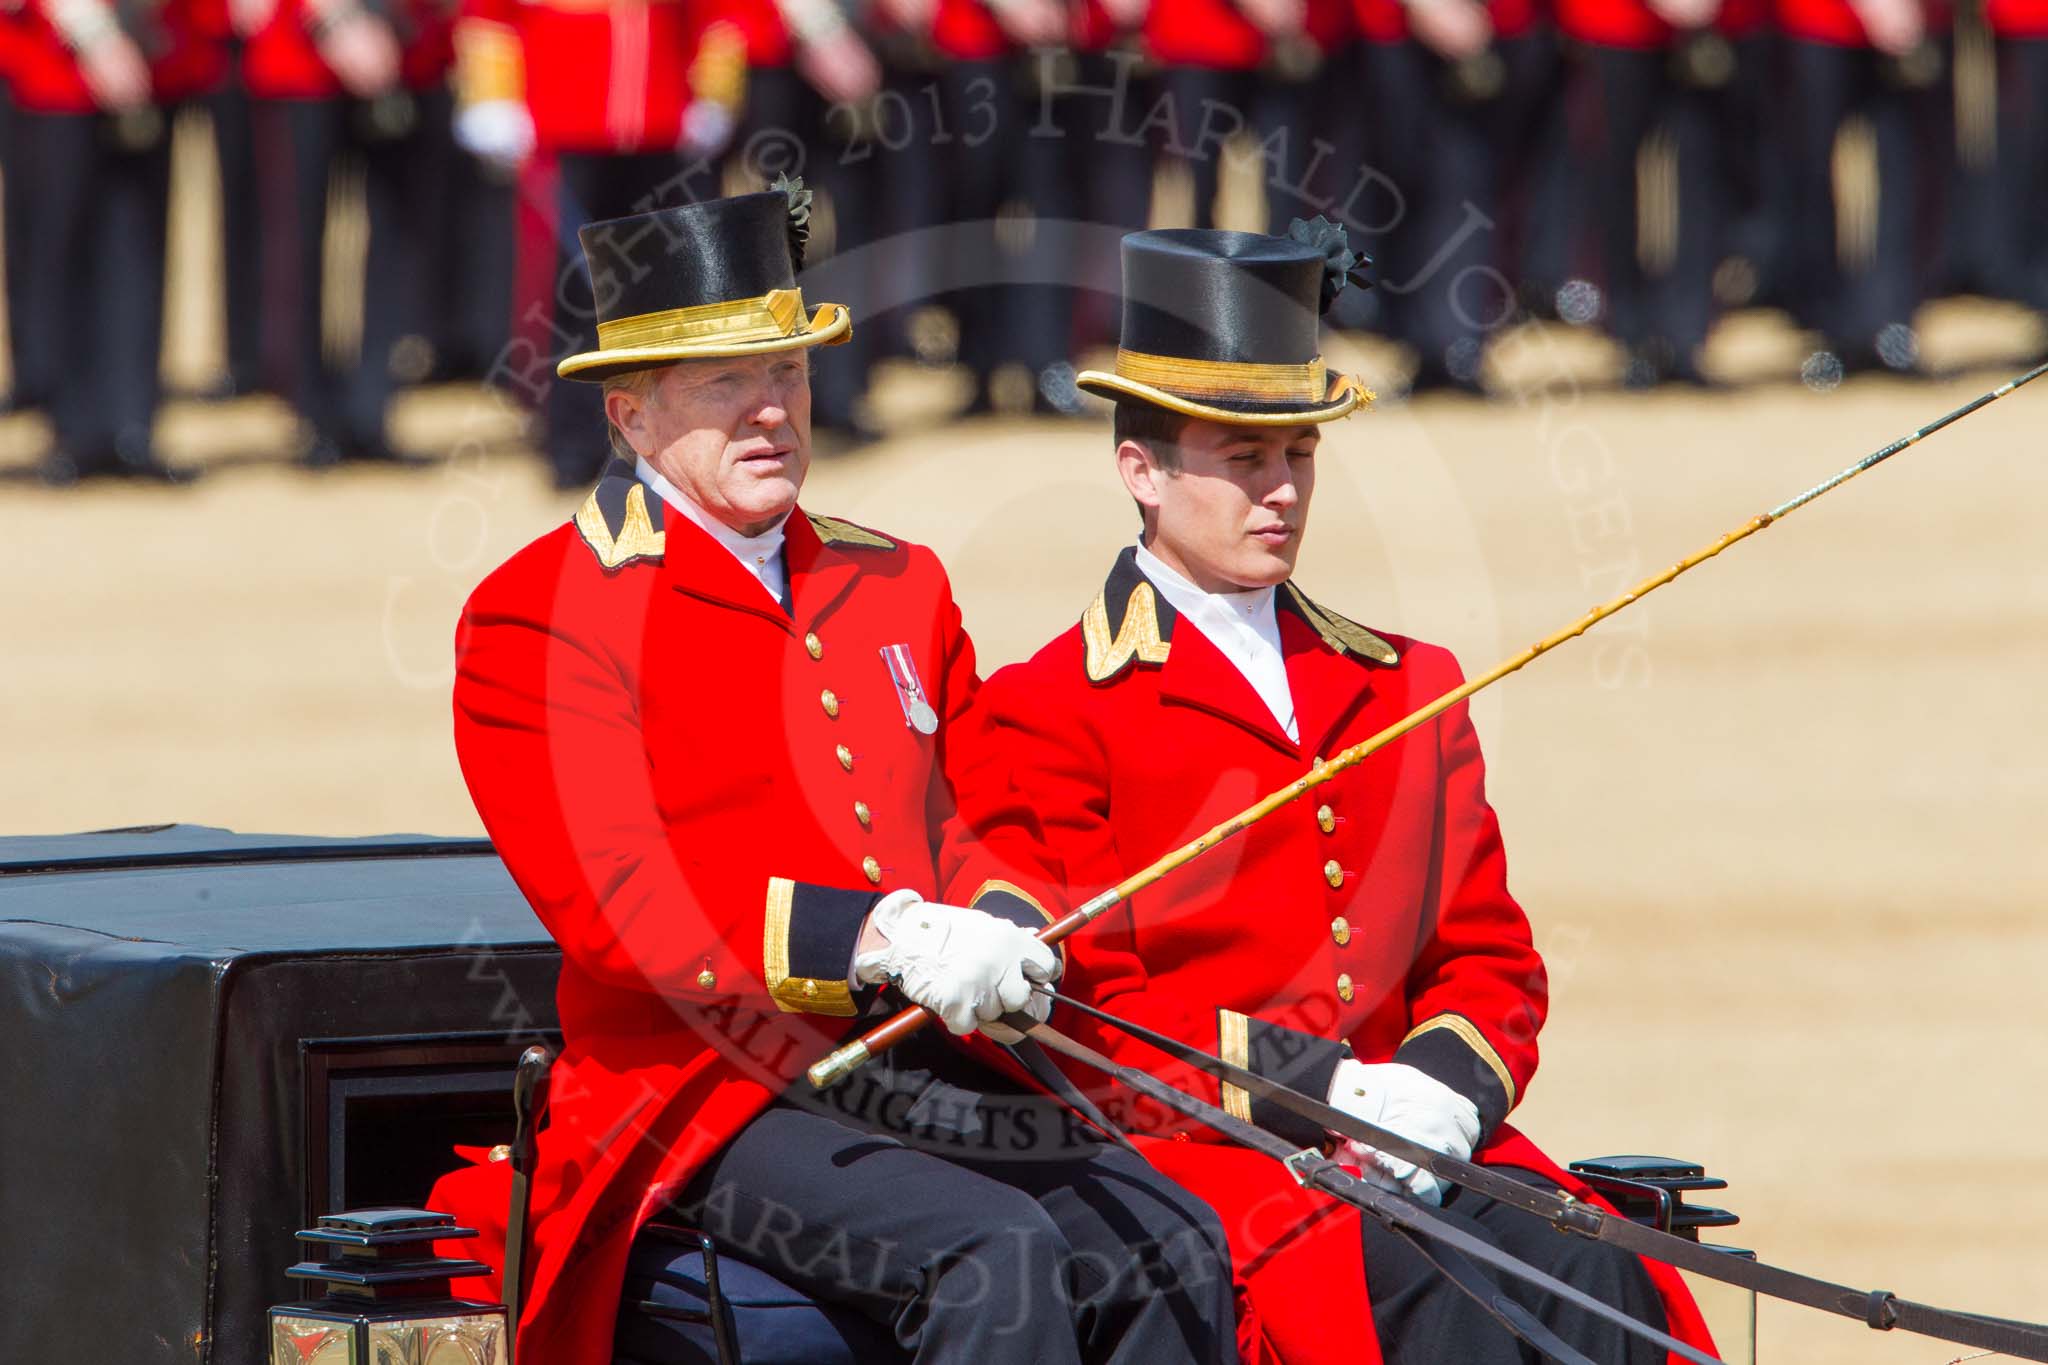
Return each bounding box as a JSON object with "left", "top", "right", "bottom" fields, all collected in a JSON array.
[
  {"left": 764, "top": 877, "right": 857, "bottom": 1016},
  {"left": 1217, "top": 1009, "right": 1254, "bottom": 1123},
  {"left": 1401, "top": 1013, "right": 1518, "bottom": 1110},
  {"left": 1114, "top": 349, "right": 1327, "bottom": 403},
  {"left": 599, "top": 289, "right": 808, "bottom": 352}
]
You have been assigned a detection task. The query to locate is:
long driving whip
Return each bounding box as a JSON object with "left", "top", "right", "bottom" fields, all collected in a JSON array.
[{"left": 809, "top": 362, "right": 2048, "bottom": 1088}]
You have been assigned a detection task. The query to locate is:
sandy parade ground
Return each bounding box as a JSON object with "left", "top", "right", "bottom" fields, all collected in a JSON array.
[{"left": 3, "top": 298, "right": 2045, "bottom": 1362}]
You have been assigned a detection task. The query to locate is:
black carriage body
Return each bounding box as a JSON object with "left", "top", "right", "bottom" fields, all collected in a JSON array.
[{"left": 0, "top": 825, "right": 559, "bottom": 1363}]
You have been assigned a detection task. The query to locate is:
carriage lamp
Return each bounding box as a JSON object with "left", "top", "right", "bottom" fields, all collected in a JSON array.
[
  {"left": 1569, "top": 1156, "right": 1756, "bottom": 1365},
  {"left": 268, "top": 1208, "right": 507, "bottom": 1365}
]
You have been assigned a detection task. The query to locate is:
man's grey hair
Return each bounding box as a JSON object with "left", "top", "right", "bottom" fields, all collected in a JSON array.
[{"left": 600, "top": 365, "right": 667, "bottom": 460}]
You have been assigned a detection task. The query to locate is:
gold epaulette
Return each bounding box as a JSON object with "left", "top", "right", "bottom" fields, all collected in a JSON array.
[
  {"left": 574, "top": 482, "right": 666, "bottom": 571},
  {"left": 807, "top": 512, "right": 896, "bottom": 550}
]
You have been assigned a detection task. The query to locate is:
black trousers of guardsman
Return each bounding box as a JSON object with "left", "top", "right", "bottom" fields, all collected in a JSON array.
[
  {"left": 617, "top": 1035, "right": 1241, "bottom": 1364},
  {"left": 1577, "top": 43, "right": 1722, "bottom": 385},
  {"left": 253, "top": 87, "right": 453, "bottom": 463},
  {"left": 207, "top": 56, "right": 265, "bottom": 396},
  {"left": 11, "top": 107, "right": 173, "bottom": 475},
  {"left": 1358, "top": 36, "right": 1559, "bottom": 392},
  {"left": 1781, "top": 40, "right": 1936, "bottom": 366}
]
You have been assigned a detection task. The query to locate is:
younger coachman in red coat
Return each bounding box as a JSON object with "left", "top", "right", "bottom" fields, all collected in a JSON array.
[{"left": 972, "top": 225, "right": 1720, "bottom": 1365}]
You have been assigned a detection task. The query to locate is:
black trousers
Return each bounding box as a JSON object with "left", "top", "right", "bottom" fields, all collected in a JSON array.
[
  {"left": 11, "top": 107, "right": 172, "bottom": 469},
  {"left": 1578, "top": 44, "right": 1720, "bottom": 368},
  {"left": 625, "top": 1043, "right": 1239, "bottom": 1364},
  {"left": 2000, "top": 39, "right": 2048, "bottom": 312},
  {"left": 207, "top": 64, "right": 265, "bottom": 393},
  {"left": 932, "top": 56, "right": 1154, "bottom": 393},
  {"left": 252, "top": 89, "right": 455, "bottom": 454},
  {"left": 1365, "top": 1166, "right": 1666, "bottom": 1365},
  {"left": 1782, "top": 40, "right": 1931, "bottom": 351},
  {"left": 1360, "top": 38, "right": 1556, "bottom": 381},
  {"left": 426, "top": 134, "right": 516, "bottom": 382},
  {"left": 1022, "top": 51, "right": 1157, "bottom": 361}
]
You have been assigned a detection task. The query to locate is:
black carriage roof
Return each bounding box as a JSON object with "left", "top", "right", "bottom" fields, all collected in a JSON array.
[{"left": 0, "top": 823, "right": 547, "bottom": 955}]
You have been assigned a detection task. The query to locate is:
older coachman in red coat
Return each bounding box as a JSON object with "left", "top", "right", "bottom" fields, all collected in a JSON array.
[
  {"left": 427, "top": 187, "right": 1240, "bottom": 1365},
  {"left": 970, "top": 224, "right": 1721, "bottom": 1365}
]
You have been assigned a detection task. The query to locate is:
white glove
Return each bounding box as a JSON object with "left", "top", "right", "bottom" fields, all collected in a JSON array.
[
  {"left": 1326, "top": 1060, "right": 1481, "bottom": 1206},
  {"left": 853, "top": 890, "right": 1060, "bottom": 1037},
  {"left": 453, "top": 99, "right": 535, "bottom": 172}
]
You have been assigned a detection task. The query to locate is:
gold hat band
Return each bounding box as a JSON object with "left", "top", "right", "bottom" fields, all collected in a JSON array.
[
  {"left": 596, "top": 288, "right": 808, "bottom": 352},
  {"left": 1114, "top": 348, "right": 1327, "bottom": 403}
]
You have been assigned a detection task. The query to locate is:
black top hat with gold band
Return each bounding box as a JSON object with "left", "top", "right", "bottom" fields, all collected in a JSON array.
[
  {"left": 556, "top": 183, "right": 850, "bottom": 382},
  {"left": 1076, "top": 220, "right": 1373, "bottom": 425}
]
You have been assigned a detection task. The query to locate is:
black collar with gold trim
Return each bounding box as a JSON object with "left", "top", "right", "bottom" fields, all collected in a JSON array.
[
  {"left": 1081, "top": 546, "right": 1400, "bottom": 682},
  {"left": 572, "top": 459, "right": 896, "bottom": 572}
]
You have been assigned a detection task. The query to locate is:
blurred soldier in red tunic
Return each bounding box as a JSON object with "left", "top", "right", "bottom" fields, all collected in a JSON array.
[
  {"left": 0, "top": 0, "right": 38, "bottom": 412},
  {"left": 11, "top": 0, "right": 225, "bottom": 478},
  {"left": 1774, "top": 0, "right": 1945, "bottom": 374},
  {"left": 912, "top": 0, "right": 1148, "bottom": 413},
  {"left": 1553, "top": 0, "right": 1768, "bottom": 385},
  {"left": 974, "top": 224, "right": 1720, "bottom": 1364},
  {"left": 240, "top": 0, "right": 459, "bottom": 463},
  {"left": 1143, "top": 0, "right": 1352, "bottom": 233},
  {"left": 1349, "top": 0, "right": 1555, "bottom": 392},
  {"left": 449, "top": 0, "right": 725, "bottom": 486},
  {"left": 1984, "top": 0, "right": 2048, "bottom": 320},
  {"left": 721, "top": 0, "right": 888, "bottom": 440}
]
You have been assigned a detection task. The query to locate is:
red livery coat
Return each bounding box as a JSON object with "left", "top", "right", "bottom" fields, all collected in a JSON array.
[
  {"left": 972, "top": 550, "right": 1716, "bottom": 1364},
  {"left": 428, "top": 465, "right": 1064, "bottom": 1365}
]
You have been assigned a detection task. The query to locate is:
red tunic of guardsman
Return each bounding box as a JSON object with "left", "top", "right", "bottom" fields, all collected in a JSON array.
[
  {"left": 1351, "top": 0, "right": 1538, "bottom": 44},
  {"left": 1141, "top": 0, "right": 1351, "bottom": 67},
  {"left": 449, "top": 0, "right": 735, "bottom": 154},
  {"left": 972, "top": 225, "right": 1720, "bottom": 1365},
  {"left": 238, "top": 0, "right": 453, "bottom": 98},
  {"left": 10, "top": 0, "right": 225, "bottom": 112},
  {"left": 1987, "top": 0, "right": 2048, "bottom": 33}
]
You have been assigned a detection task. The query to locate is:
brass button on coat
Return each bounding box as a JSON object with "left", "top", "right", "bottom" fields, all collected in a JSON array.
[
  {"left": 820, "top": 689, "right": 839, "bottom": 718},
  {"left": 1331, "top": 916, "right": 1351, "bottom": 946},
  {"left": 854, "top": 800, "right": 872, "bottom": 829},
  {"left": 836, "top": 744, "right": 854, "bottom": 771},
  {"left": 1316, "top": 804, "right": 1336, "bottom": 834},
  {"left": 805, "top": 632, "right": 823, "bottom": 660},
  {"left": 696, "top": 969, "right": 718, "bottom": 990},
  {"left": 1336, "top": 973, "right": 1355, "bottom": 1003},
  {"left": 861, "top": 855, "right": 882, "bottom": 885},
  {"left": 1323, "top": 859, "right": 1344, "bottom": 889}
]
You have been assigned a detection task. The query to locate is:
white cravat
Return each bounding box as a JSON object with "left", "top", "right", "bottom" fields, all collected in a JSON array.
[
  {"left": 637, "top": 457, "right": 789, "bottom": 606},
  {"left": 1134, "top": 542, "right": 1298, "bottom": 742}
]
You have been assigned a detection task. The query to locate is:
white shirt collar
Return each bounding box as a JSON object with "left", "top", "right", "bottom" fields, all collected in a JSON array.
[
  {"left": 1133, "top": 542, "right": 1297, "bottom": 741},
  {"left": 636, "top": 456, "right": 790, "bottom": 606}
]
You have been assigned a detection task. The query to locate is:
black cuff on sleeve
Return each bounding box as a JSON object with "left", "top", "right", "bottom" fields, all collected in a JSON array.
[
  {"left": 1219, "top": 1009, "right": 1352, "bottom": 1149},
  {"left": 1394, "top": 1014, "right": 1515, "bottom": 1144},
  {"left": 766, "top": 878, "right": 882, "bottom": 1017},
  {"left": 972, "top": 887, "right": 1048, "bottom": 933},
  {"left": 969, "top": 881, "right": 1061, "bottom": 1019}
]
